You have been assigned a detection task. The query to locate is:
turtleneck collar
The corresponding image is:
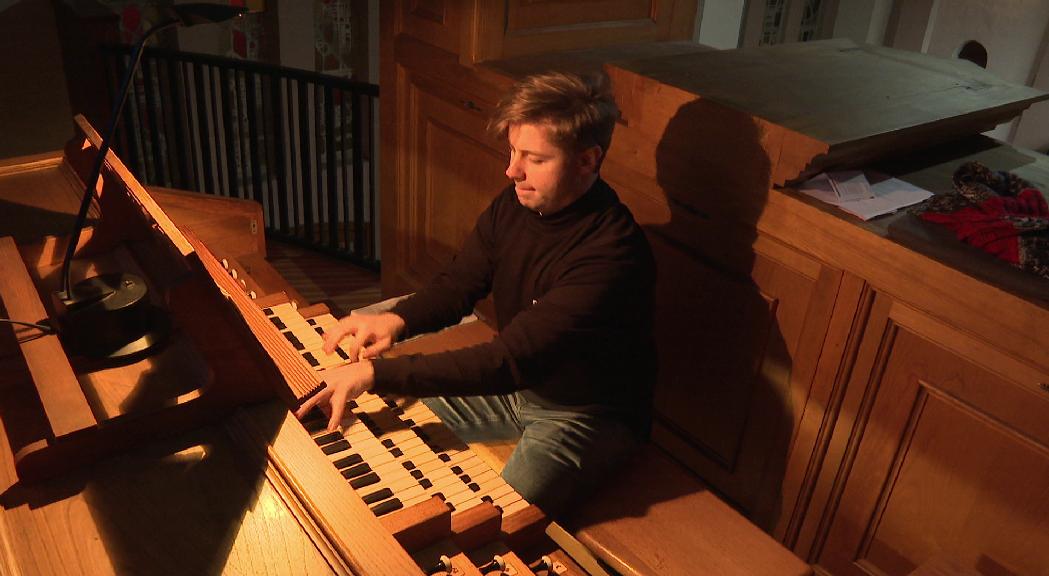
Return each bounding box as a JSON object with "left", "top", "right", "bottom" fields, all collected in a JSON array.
[{"left": 522, "top": 177, "right": 615, "bottom": 231}]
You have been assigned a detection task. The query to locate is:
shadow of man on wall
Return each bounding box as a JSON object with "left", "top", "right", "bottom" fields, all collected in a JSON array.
[{"left": 572, "top": 94, "right": 795, "bottom": 536}]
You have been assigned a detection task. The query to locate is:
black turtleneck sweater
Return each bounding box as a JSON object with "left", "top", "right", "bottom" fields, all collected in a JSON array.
[{"left": 371, "top": 178, "right": 656, "bottom": 434}]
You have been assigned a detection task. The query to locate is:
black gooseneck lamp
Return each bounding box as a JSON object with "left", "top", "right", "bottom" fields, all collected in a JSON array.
[{"left": 57, "top": 3, "right": 247, "bottom": 360}]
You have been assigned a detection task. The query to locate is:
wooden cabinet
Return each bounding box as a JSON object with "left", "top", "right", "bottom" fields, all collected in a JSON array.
[{"left": 807, "top": 294, "right": 1049, "bottom": 576}]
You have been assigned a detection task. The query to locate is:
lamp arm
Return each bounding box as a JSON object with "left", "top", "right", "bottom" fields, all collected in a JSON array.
[{"left": 59, "top": 18, "right": 180, "bottom": 298}]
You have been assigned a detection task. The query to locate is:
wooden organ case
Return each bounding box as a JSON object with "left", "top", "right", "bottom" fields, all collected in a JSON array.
[
  {"left": 0, "top": 116, "right": 580, "bottom": 575},
  {"left": 379, "top": 1, "right": 1049, "bottom": 574}
]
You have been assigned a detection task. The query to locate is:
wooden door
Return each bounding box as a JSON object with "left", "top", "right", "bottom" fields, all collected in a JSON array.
[
  {"left": 809, "top": 293, "right": 1049, "bottom": 575},
  {"left": 381, "top": 70, "right": 508, "bottom": 296}
]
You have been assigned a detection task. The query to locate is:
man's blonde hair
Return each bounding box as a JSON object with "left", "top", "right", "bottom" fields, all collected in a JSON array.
[{"left": 489, "top": 71, "right": 619, "bottom": 157}]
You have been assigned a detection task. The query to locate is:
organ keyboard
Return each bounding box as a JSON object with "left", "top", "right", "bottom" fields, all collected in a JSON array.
[{"left": 260, "top": 300, "right": 531, "bottom": 519}]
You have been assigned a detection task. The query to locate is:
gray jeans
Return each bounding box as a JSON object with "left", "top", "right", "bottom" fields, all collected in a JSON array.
[{"left": 422, "top": 392, "right": 640, "bottom": 516}]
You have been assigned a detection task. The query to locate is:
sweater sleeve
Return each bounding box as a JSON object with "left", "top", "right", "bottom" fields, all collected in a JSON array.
[
  {"left": 371, "top": 230, "right": 651, "bottom": 398},
  {"left": 387, "top": 193, "right": 500, "bottom": 337}
]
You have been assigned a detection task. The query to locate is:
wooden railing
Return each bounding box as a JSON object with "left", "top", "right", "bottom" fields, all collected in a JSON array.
[{"left": 102, "top": 45, "right": 380, "bottom": 268}]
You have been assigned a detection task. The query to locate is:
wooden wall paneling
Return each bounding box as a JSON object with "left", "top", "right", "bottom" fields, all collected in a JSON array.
[
  {"left": 644, "top": 230, "right": 843, "bottom": 525},
  {"left": 775, "top": 271, "right": 871, "bottom": 545},
  {"left": 470, "top": 0, "right": 699, "bottom": 62},
  {"left": 399, "top": 0, "right": 462, "bottom": 56},
  {"left": 605, "top": 159, "right": 845, "bottom": 530},
  {"left": 379, "top": 4, "right": 401, "bottom": 298},
  {"left": 792, "top": 290, "right": 893, "bottom": 561},
  {"left": 380, "top": 29, "right": 513, "bottom": 297},
  {"left": 757, "top": 188, "right": 1049, "bottom": 376},
  {"left": 811, "top": 295, "right": 1049, "bottom": 576},
  {"left": 393, "top": 73, "right": 507, "bottom": 294}
]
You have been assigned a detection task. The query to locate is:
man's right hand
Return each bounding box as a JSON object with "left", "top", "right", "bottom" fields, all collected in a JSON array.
[{"left": 322, "top": 312, "right": 406, "bottom": 360}]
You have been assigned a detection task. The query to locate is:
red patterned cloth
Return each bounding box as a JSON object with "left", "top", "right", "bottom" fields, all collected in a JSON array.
[{"left": 915, "top": 161, "right": 1049, "bottom": 279}]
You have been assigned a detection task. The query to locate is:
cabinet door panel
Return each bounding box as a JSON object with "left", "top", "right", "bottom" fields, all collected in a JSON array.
[
  {"left": 815, "top": 296, "right": 1049, "bottom": 576},
  {"left": 472, "top": 0, "right": 696, "bottom": 60},
  {"left": 401, "top": 0, "right": 461, "bottom": 55},
  {"left": 394, "top": 75, "right": 506, "bottom": 292},
  {"left": 637, "top": 221, "right": 841, "bottom": 528},
  {"left": 508, "top": 0, "right": 654, "bottom": 31}
]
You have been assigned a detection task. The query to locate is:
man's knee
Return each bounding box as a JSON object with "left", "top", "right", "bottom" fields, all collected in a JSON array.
[{"left": 499, "top": 416, "right": 639, "bottom": 515}]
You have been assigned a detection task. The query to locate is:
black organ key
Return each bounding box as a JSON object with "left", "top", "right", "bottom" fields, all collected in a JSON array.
[
  {"left": 450, "top": 466, "right": 462, "bottom": 475},
  {"left": 303, "top": 351, "right": 319, "bottom": 367},
  {"left": 381, "top": 439, "right": 395, "bottom": 449},
  {"left": 335, "top": 348, "right": 350, "bottom": 361},
  {"left": 307, "top": 318, "right": 317, "bottom": 326},
  {"left": 467, "top": 483, "right": 480, "bottom": 493},
  {"left": 418, "top": 478, "right": 433, "bottom": 489},
  {"left": 459, "top": 473, "right": 471, "bottom": 484},
  {"left": 411, "top": 426, "right": 430, "bottom": 442},
  {"left": 358, "top": 415, "right": 381, "bottom": 435},
  {"left": 362, "top": 487, "right": 394, "bottom": 505},
  {"left": 350, "top": 472, "right": 380, "bottom": 490},
  {"left": 402, "top": 461, "right": 415, "bottom": 471},
  {"left": 410, "top": 469, "right": 424, "bottom": 480},
  {"left": 315, "top": 326, "right": 325, "bottom": 336},
  {"left": 286, "top": 334, "right": 305, "bottom": 351},
  {"left": 313, "top": 431, "right": 342, "bottom": 445},
  {"left": 371, "top": 498, "right": 403, "bottom": 517},
  {"left": 389, "top": 448, "right": 403, "bottom": 458},
  {"left": 342, "top": 462, "right": 371, "bottom": 479},
  {"left": 322, "top": 439, "right": 350, "bottom": 455},
  {"left": 269, "top": 317, "right": 286, "bottom": 330},
  {"left": 332, "top": 453, "right": 363, "bottom": 469},
  {"left": 438, "top": 453, "right": 451, "bottom": 463}
]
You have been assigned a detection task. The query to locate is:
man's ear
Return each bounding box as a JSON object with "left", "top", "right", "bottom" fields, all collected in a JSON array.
[{"left": 578, "top": 145, "right": 603, "bottom": 174}]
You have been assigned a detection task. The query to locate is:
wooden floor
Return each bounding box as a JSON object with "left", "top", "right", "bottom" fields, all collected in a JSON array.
[{"left": 265, "top": 239, "right": 383, "bottom": 316}]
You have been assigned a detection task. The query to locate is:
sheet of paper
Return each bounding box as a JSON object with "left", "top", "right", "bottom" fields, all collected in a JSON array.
[
  {"left": 799, "top": 171, "right": 874, "bottom": 205},
  {"left": 798, "top": 173, "right": 840, "bottom": 204},
  {"left": 828, "top": 171, "right": 873, "bottom": 202},
  {"left": 836, "top": 177, "right": 933, "bottom": 221},
  {"left": 799, "top": 172, "right": 934, "bottom": 220}
]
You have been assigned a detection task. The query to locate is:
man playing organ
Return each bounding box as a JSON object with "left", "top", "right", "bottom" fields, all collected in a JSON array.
[{"left": 297, "top": 71, "right": 656, "bottom": 515}]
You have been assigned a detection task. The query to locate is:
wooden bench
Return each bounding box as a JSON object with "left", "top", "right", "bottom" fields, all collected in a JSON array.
[
  {"left": 388, "top": 320, "right": 812, "bottom": 576},
  {"left": 564, "top": 446, "right": 811, "bottom": 576}
]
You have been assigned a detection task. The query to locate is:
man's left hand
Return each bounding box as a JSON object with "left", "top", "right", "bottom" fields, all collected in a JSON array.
[{"left": 294, "top": 360, "right": 375, "bottom": 432}]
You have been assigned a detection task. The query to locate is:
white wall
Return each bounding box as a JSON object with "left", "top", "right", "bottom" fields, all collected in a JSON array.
[
  {"left": 832, "top": 0, "right": 893, "bottom": 45},
  {"left": 918, "top": 0, "right": 1049, "bottom": 143},
  {"left": 697, "top": 0, "right": 746, "bottom": 49},
  {"left": 277, "top": 0, "right": 314, "bottom": 70}
]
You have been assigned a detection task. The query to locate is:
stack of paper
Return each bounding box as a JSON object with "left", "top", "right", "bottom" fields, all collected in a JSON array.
[{"left": 799, "top": 171, "right": 933, "bottom": 221}]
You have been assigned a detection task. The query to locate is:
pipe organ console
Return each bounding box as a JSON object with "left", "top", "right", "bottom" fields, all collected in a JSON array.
[{"left": 0, "top": 115, "right": 585, "bottom": 575}]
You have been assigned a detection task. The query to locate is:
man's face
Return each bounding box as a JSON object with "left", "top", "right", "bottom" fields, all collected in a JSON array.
[{"left": 505, "top": 123, "right": 598, "bottom": 215}]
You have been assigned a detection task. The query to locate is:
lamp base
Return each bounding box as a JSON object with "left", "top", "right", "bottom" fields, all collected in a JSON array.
[{"left": 57, "top": 273, "right": 169, "bottom": 361}]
